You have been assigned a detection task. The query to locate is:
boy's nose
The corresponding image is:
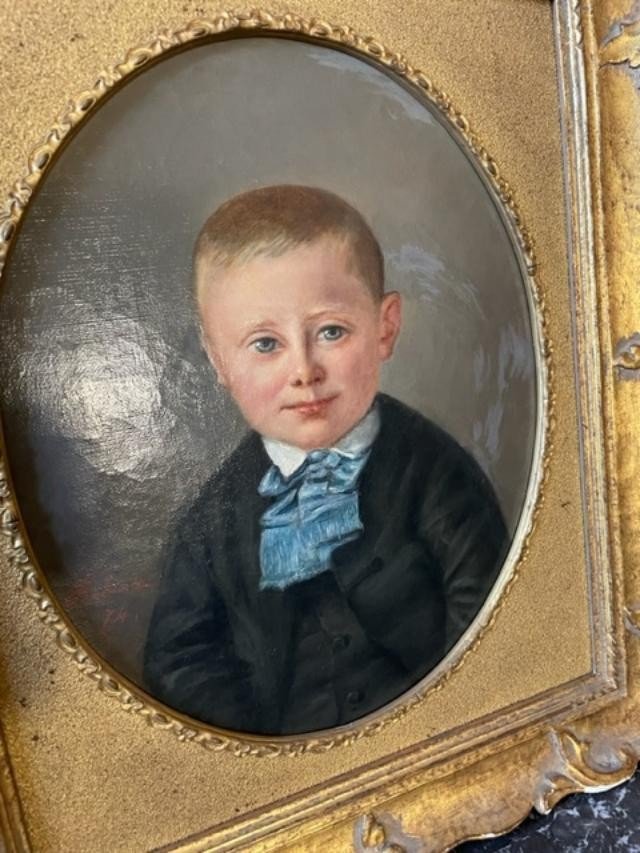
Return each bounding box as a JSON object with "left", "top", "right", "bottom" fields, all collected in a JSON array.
[{"left": 289, "top": 347, "right": 325, "bottom": 387}]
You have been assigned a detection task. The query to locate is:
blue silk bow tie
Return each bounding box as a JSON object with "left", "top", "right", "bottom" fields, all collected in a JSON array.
[{"left": 257, "top": 448, "right": 371, "bottom": 590}]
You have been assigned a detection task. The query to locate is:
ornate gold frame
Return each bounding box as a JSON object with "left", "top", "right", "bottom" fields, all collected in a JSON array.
[
  {"left": 0, "top": 9, "right": 552, "bottom": 759},
  {"left": 0, "top": 1, "right": 638, "bottom": 849}
]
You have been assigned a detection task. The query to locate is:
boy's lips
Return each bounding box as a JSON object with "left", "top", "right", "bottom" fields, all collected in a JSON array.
[{"left": 283, "top": 395, "right": 338, "bottom": 416}]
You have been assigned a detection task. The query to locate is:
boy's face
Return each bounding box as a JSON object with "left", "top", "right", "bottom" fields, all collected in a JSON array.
[{"left": 198, "top": 236, "right": 401, "bottom": 451}]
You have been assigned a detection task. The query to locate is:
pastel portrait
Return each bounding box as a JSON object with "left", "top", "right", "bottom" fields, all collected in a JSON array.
[{"left": 0, "top": 37, "right": 537, "bottom": 738}]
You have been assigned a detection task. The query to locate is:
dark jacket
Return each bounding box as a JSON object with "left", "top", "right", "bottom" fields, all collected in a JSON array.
[{"left": 143, "top": 394, "right": 508, "bottom": 735}]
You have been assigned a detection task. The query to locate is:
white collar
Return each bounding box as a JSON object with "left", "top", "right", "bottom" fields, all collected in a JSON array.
[{"left": 262, "top": 402, "right": 380, "bottom": 478}]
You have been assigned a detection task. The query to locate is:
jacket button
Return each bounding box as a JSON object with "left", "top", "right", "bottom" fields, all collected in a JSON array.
[
  {"left": 370, "top": 556, "right": 384, "bottom": 571},
  {"left": 332, "top": 634, "right": 351, "bottom": 652},
  {"left": 346, "top": 689, "right": 363, "bottom": 705}
]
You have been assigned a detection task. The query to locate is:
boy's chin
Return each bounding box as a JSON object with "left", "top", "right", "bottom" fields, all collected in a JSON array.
[
  {"left": 256, "top": 397, "right": 378, "bottom": 450},
  {"left": 273, "top": 427, "right": 343, "bottom": 451},
  {"left": 268, "top": 417, "right": 365, "bottom": 451}
]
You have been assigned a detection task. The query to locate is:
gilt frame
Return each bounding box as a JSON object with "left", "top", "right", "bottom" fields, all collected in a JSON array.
[{"left": 0, "top": 1, "right": 639, "bottom": 850}]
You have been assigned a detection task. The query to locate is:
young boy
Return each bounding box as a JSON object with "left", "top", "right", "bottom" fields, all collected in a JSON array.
[{"left": 143, "top": 185, "right": 508, "bottom": 736}]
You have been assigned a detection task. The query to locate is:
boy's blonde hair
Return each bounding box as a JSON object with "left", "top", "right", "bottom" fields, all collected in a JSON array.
[{"left": 194, "top": 185, "right": 384, "bottom": 302}]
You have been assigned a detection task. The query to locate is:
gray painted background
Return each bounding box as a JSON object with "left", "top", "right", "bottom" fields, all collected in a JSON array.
[{"left": 0, "top": 37, "right": 536, "bottom": 684}]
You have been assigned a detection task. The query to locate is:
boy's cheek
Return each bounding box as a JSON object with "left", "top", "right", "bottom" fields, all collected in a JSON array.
[
  {"left": 339, "top": 348, "right": 380, "bottom": 385},
  {"left": 230, "top": 371, "right": 288, "bottom": 413}
]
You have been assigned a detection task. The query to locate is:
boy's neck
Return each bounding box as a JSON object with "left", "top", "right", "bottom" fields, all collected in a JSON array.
[{"left": 262, "top": 400, "right": 381, "bottom": 478}]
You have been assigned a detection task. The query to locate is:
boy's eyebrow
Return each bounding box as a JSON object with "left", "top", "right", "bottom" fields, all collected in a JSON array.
[
  {"left": 304, "top": 305, "right": 357, "bottom": 321},
  {"left": 238, "top": 304, "right": 358, "bottom": 339},
  {"left": 237, "top": 319, "right": 281, "bottom": 340}
]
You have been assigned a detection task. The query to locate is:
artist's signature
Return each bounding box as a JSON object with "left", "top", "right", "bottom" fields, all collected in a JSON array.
[{"left": 62, "top": 575, "right": 153, "bottom": 635}]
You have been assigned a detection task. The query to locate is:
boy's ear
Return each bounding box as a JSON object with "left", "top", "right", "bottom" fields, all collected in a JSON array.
[
  {"left": 378, "top": 291, "right": 402, "bottom": 361},
  {"left": 201, "top": 331, "right": 229, "bottom": 387}
]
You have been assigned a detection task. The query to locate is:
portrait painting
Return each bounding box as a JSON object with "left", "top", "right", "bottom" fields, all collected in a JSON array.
[{"left": 0, "top": 34, "right": 539, "bottom": 738}]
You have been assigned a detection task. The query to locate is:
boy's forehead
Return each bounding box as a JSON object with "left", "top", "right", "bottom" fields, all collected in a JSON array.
[
  {"left": 197, "top": 236, "right": 374, "bottom": 309},
  {"left": 199, "top": 233, "right": 353, "bottom": 273}
]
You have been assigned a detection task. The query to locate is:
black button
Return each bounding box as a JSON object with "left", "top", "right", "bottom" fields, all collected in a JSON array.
[
  {"left": 332, "top": 634, "right": 351, "bottom": 652},
  {"left": 346, "top": 689, "right": 363, "bottom": 705},
  {"left": 370, "top": 556, "right": 384, "bottom": 572}
]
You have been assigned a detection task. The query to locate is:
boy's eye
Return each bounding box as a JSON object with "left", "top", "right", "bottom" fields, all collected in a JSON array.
[
  {"left": 319, "top": 325, "right": 346, "bottom": 342},
  {"left": 251, "top": 337, "right": 279, "bottom": 354}
]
